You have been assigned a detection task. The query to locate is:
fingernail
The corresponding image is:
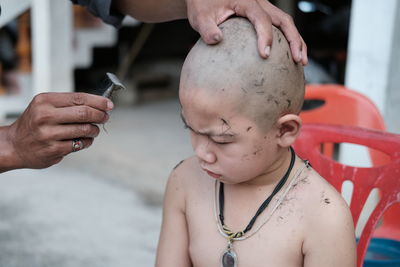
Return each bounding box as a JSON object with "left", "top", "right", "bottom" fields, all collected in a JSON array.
[
  {"left": 85, "top": 139, "right": 93, "bottom": 148},
  {"left": 213, "top": 34, "right": 222, "bottom": 42},
  {"left": 107, "top": 100, "right": 114, "bottom": 110},
  {"left": 264, "top": 46, "right": 271, "bottom": 57},
  {"left": 103, "top": 113, "right": 110, "bottom": 123}
]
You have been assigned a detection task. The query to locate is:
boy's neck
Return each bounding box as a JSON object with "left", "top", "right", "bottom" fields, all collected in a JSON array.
[{"left": 240, "top": 148, "right": 295, "bottom": 188}]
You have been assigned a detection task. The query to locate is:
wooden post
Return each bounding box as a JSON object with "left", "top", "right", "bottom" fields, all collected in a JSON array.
[{"left": 16, "top": 12, "right": 32, "bottom": 73}]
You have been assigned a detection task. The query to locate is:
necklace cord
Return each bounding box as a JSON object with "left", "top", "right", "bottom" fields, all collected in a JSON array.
[
  {"left": 214, "top": 157, "right": 309, "bottom": 242},
  {"left": 219, "top": 147, "right": 296, "bottom": 235}
]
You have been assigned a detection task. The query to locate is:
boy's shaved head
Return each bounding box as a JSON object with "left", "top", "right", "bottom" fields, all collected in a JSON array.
[{"left": 180, "top": 17, "right": 305, "bottom": 130}]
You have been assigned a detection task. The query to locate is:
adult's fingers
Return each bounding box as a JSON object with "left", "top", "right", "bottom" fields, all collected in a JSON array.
[
  {"left": 186, "top": 0, "right": 307, "bottom": 61},
  {"left": 66, "top": 138, "right": 94, "bottom": 153},
  {"left": 50, "top": 106, "right": 109, "bottom": 124},
  {"left": 286, "top": 31, "right": 308, "bottom": 65},
  {"left": 287, "top": 34, "right": 308, "bottom": 65},
  {"left": 51, "top": 138, "right": 94, "bottom": 157},
  {"left": 300, "top": 36, "right": 308, "bottom": 65},
  {"left": 258, "top": 0, "right": 308, "bottom": 65},
  {"left": 32, "top": 92, "right": 114, "bottom": 111},
  {"left": 17, "top": 137, "right": 94, "bottom": 169},
  {"left": 233, "top": 0, "right": 273, "bottom": 58},
  {"left": 187, "top": 0, "right": 234, "bottom": 45},
  {"left": 42, "top": 124, "right": 101, "bottom": 141},
  {"left": 279, "top": 19, "right": 306, "bottom": 64},
  {"left": 195, "top": 16, "right": 224, "bottom": 44}
]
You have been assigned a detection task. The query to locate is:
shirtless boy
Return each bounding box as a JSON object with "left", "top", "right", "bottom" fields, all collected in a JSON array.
[{"left": 156, "top": 18, "right": 356, "bottom": 267}]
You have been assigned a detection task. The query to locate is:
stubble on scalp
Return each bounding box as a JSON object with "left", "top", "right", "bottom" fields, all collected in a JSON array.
[{"left": 180, "top": 17, "right": 305, "bottom": 131}]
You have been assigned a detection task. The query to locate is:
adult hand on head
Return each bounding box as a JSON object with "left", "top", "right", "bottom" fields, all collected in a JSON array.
[
  {"left": 186, "top": 0, "right": 307, "bottom": 64},
  {"left": 0, "top": 92, "right": 113, "bottom": 173}
]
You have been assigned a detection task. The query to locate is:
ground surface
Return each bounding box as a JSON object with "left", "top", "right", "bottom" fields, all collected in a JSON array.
[{"left": 0, "top": 98, "right": 193, "bottom": 267}]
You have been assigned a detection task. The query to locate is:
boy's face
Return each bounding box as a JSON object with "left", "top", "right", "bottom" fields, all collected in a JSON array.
[{"left": 180, "top": 86, "right": 282, "bottom": 185}]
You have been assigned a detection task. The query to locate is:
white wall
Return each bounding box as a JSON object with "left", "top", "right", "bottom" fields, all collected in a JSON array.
[
  {"left": 31, "top": 0, "right": 73, "bottom": 94},
  {"left": 345, "top": 0, "right": 400, "bottom": 133}
]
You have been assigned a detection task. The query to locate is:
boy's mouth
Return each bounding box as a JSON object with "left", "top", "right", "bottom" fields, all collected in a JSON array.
[{"left": 204, "top": 169, "right": 222, "bottom": 179}]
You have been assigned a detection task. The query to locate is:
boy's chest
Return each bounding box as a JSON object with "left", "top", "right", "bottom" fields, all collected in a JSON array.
[{"left": 186, "top": 190, "right": 305, "bottom": 267}]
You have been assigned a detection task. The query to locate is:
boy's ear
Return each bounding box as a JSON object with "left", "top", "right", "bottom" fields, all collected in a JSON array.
[{"left": 275, "top": 114, "right": 302, "bottom": 148}]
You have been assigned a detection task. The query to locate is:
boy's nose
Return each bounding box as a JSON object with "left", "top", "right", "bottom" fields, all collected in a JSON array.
[{"left": 194, "top": 142, "right": 217, "bottom": 164}]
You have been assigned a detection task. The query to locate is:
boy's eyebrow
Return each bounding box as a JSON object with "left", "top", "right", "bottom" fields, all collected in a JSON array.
[{"left": 180, "top": 112, "right": 235, "bottom": 137}]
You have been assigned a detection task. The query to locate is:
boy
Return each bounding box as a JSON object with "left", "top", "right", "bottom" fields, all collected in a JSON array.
[{"left": 156, "top": 18, "right": 356, "bottom": 267}]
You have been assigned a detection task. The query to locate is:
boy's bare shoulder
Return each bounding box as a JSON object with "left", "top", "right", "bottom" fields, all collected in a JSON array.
[
  {"left": 294, "top": 167, "right": 352, "bottom": 223},
  {"left": 288, "top": 165, "right": 357, "bottom": 265},
  {"left": 172, "top": 156, "right": 198, "bottom": 173},
  {"left": 163, "top": 156, "right": 206, "bottom": 210},
  {"left": 169, "top": 156, "right": 211, "bottom": 190},
  {"left": 171, "top": 156, "right": 201, "bottom": 179},
  {"left": 292, "top": 166, "right": 355, "bottom": 254}
]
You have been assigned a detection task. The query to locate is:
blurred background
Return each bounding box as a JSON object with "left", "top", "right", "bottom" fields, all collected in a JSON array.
[{"left": 0, "top": 0, "right": 399, "bottom": 266}]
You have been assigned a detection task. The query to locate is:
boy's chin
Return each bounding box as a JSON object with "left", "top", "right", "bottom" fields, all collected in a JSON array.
[{"left": 217, "top": 176, "right": 251, "bottom": 185}]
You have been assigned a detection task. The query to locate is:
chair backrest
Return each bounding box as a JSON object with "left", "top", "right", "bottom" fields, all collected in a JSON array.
[
  {"left": 293, "top": 124, "right": 400, "bottom": 267},
  {"left": 301, "top": 84, "right": 387, "bottom": 165},
  {"left": 300, "top": 84, "right": 398, "bottom": 240}
]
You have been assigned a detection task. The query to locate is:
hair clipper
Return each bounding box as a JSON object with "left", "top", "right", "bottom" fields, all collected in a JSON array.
[{"left": 98, "top": 72, "right": 125, "bottom": 100}]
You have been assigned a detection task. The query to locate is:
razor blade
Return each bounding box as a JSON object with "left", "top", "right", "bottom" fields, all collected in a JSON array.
[{"left": 100, "top": 72, "right": 126, "bottom": 99}]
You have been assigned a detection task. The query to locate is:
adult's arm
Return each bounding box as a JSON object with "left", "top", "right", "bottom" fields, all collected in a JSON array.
[
  {"left": 0, "top": 93, "right": 113, "bottom": 173},
  {"left": 110, "top": 0, "right": 307, "bottom": 64}
]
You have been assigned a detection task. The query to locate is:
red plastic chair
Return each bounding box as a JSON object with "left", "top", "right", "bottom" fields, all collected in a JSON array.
[
  {"left": 300, "top": 84, "right": 399, "bottom": 242},
  {"left": 294, "top": 124, "right": 400, "bottom": 267},
  {"left": 300, "top": 84, "right": 387, "bottom": 165}
]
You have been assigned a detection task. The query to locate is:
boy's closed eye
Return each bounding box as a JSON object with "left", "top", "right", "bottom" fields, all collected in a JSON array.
[
  {"left": 209, "top": 135, "right": 234, "bottom": 145},
  {"left": 183, "top": 124, "right": 234, "bottom": 145},
  {"left": 182, "top": 116, "right": 235, "bottom": 145}
]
